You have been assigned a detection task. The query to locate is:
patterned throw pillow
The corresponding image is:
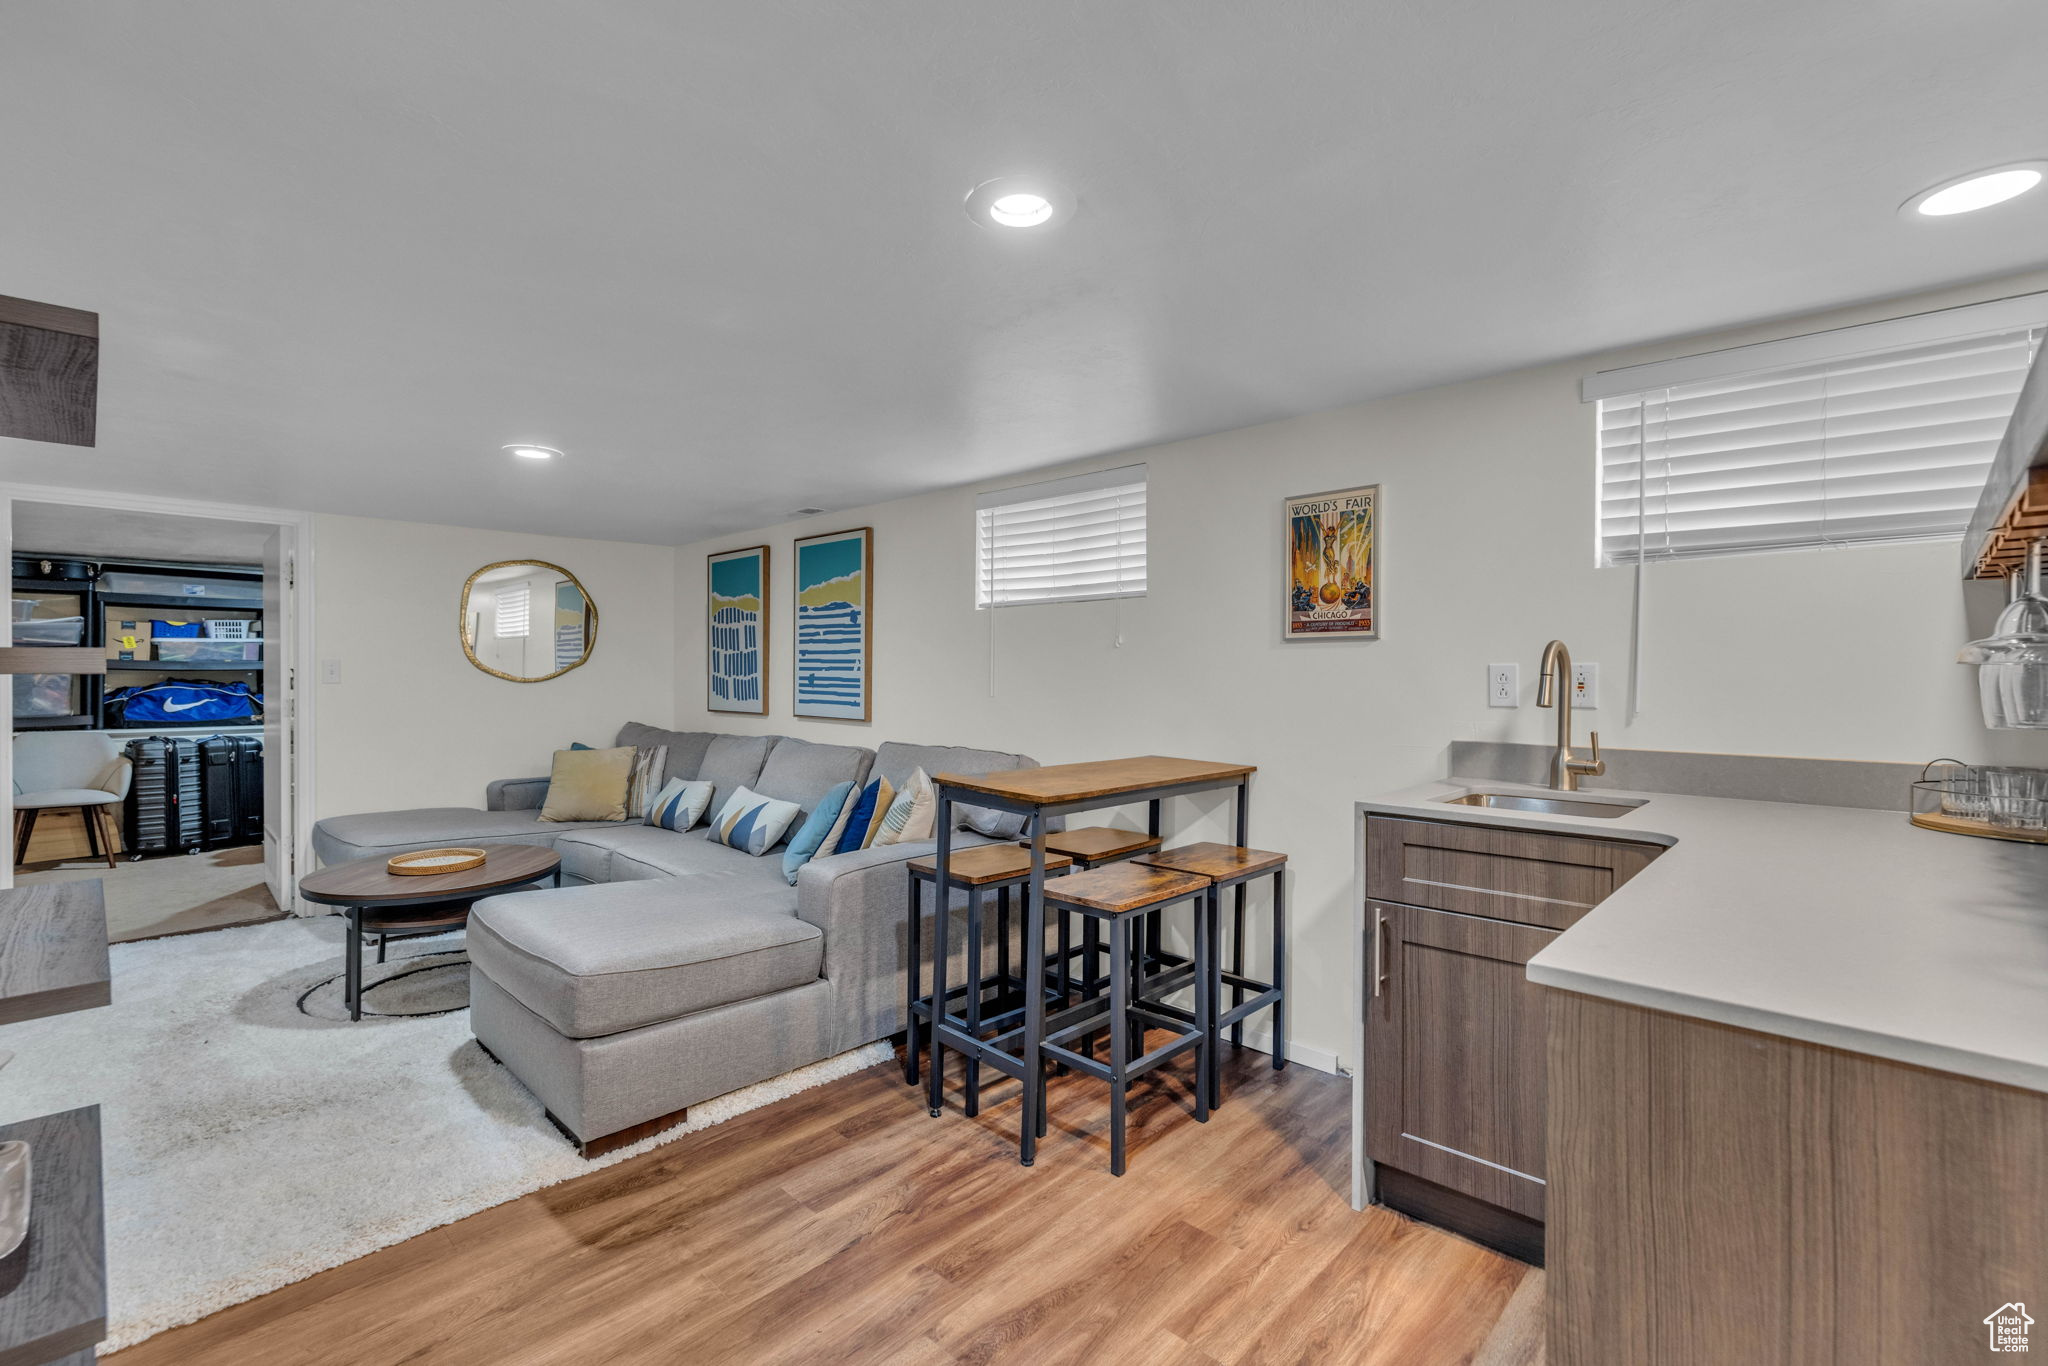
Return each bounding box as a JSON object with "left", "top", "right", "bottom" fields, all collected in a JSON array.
[
  {"left": 626, "top": 745, "right": 668, "bottom": 819},
  {"left": 646, "top": 777, "right": 716, "bottom": 832},
  {"left": 873, "top": 768, "right": 937, "bottom": 846},
  {"left": 781, "top": 780, "right": 856, "bottom": 885},
  {"left": 830, "top": 776, "right": 895, "bottom": 855},
  {"left": 570, "top": 741, "right": 667, "bottom": 819},
  {"left": 705, "top": 786, "right": 803, "bottom": 857}
]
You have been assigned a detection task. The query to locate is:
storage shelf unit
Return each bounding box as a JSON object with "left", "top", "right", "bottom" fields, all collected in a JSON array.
[
  {"left": 98, "top": 562, "right": 262, "bottom": 732},
  {"left": 12, "top": 558, "right": 266, "bottom": 733},
  {"left": 11, "top": 573, "right": 97, "bottom": 731}
]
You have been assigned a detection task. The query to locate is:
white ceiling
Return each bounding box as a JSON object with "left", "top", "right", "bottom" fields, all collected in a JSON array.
[{"left": 4, "top": 1, "right": 2047, "bottom": 546}]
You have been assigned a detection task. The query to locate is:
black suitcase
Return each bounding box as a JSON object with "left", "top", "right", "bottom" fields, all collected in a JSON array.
[
  {"left": 198, "top": 735, "right": 263, "bottom": 848},
  {"left": 231, "top": 736, "right": 262, "bottom": 844},
  {"left": 123, "top": 736, "right": 204, "bottom": 855}
]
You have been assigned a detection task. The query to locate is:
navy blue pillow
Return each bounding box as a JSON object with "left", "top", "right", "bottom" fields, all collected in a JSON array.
[{"left": 832, "top": 778, "right": 887, "bottom": 855}]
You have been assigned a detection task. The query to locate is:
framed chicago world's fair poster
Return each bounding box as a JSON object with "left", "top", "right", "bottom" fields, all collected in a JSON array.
[{"left": 1285, "top": 484, "right": 1378, "bottom": 640}]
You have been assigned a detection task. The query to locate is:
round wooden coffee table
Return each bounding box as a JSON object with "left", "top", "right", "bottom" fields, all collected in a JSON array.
[{"left": 298, "top": 845, "right": 562, "bottom": 1021}]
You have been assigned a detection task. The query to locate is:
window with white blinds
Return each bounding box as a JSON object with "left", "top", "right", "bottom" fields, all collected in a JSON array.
[
  {"left": 1596, "top": 326, "right": 2042, "bottom": 565},
  {"left": 976, "top": 465, "right": 1147, "bottom": 607},
  {"left": 494, "top": 582, "right": 532, "bottom": 637}
]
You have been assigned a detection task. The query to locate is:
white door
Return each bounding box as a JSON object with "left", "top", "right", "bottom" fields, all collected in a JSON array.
[{"left": 261, "top": 526, "right": 297, "bottom": 911}]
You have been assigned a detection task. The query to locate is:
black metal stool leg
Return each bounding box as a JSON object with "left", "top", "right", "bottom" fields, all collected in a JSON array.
[
  {"left": 904, "top": 874, "right": 923, "bottom": 1086},
  {"left": 1057, "top": 908, "right": 1072, "bottom": 1002},
  {"left": 1193, "top": 887, "right": 1212, "bottom": 1123},
  {"left": 1128, "top": 910, "right": 1148, "bottom": 1063},
  {"left": 1271, "top": 869, "right": 1288, "bottom": 1071},
  {"left": 1230, "top": 883, "right": 1247, "bottom": 1048},
  {"left": 997, "top": 885, "right": 1012, "bottom": 1010},
  {"left": 1109, "top": 913, "right": 1131, "bottom": 1177},
  {"left": 965, "top": 886, "right": 984, "bottom": 1119},
  {"left": 1205, "top": 886, "right": 1222, "bottom": 1109},
  {"left": 928, "top": 870, "right": 950, "bottom": 1118}
]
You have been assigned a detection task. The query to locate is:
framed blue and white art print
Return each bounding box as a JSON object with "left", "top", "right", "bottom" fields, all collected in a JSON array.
[
  {"left": 792, "top": 526, "right": 871, "bottom": 721},
  {"left": 707, "top": 545, "right": 768, "bottom": 714}
]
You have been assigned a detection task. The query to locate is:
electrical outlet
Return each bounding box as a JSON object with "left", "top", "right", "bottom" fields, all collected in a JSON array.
[
  {"left": 1487, "top": 663, "right": 1519, "bottom": 707},
  {"left": 1572, "top": 661, "right": 1599, "bottom": 709},
  {"left": 321, "top": 658, "right": 341, "bottom": 684}
]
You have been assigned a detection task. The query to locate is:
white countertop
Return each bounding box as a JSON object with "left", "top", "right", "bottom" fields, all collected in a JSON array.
[{"left": 1357, "top": 780, "right": 2048, "bottom": 1094}]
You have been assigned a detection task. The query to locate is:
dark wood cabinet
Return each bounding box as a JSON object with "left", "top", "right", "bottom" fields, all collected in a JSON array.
[
  {"left": 1360, "top": 814, "right": 1661, "bottom": 1259},
  {"left": 1366, "top": 900, "right": 1555, "bottom": 1220}
]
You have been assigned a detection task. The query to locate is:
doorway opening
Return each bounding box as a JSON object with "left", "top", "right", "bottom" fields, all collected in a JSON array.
[{"left": 4, "top": 492, "right": 310, "bottom": 944}]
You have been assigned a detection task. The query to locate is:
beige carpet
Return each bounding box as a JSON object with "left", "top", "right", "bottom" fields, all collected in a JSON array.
[{"left": 16, "top": 843, "right": 284, "bottom": 942}]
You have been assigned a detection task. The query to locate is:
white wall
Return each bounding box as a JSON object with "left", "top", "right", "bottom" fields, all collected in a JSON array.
[
  {"left": 671, "top": 271, "right": 2048, "bottom": 1074},
  {"left": 312, "top": 514, "right": 677, "bottom": 819}
]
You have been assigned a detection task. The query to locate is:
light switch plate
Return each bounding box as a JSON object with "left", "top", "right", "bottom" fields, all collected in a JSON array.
[
  {"left": 1487, "top": 663, "right": 1518, "bottom": 707},
  {"left": 1572, "top": 662, "right": 1599, "bottom": 709},
  {"left": 321, "top": 658, "right": 341, "bottom": 684}
]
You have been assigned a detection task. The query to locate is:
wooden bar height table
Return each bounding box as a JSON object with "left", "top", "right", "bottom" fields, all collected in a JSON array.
[{"left": 929, "top": 756, "right": 1255, "bottom": 1166}]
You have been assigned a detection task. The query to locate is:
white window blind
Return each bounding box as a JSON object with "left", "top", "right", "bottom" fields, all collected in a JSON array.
[
  {"left": 494, "top": 582, "right": 531, "bottom": 637},
  {"left": 976, "top": 465, "right": 1147, "bottom": 607},
  {"left": 1597, "top": 326, "right": 2042, "bottom": 565}
]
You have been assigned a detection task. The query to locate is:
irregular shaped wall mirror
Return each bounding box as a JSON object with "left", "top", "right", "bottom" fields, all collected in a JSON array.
[{"left": 461, "top": 560, "right": 598, "bottom": 682}]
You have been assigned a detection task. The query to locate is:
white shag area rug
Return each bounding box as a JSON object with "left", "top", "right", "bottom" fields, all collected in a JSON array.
[{"left": 0, "top": 915, "right": 892, "bottom": 1352}]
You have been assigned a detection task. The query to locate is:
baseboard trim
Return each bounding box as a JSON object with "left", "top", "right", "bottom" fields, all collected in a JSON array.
[{"left": 1227, "top": 1024, "right": 1341, "bottom": 1075}]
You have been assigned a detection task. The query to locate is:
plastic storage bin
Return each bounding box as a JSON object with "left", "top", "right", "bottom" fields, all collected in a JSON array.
[
  {"left": 154, "top": 639, "right": 261, "bottom": 663},
  {"left": 99, "top": 571, "right": 259, "bottom": 602},
  {"left": 12, "top": 674, "right": 77, "bottom": 717},
  {"left": 11, "top": 616, "right": 84, "bottom": 646}
]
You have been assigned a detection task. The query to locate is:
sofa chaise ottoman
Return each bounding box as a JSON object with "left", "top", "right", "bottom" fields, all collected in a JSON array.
[{"left": 309, "top": 724, "right": 1041, "bottom": 1154}]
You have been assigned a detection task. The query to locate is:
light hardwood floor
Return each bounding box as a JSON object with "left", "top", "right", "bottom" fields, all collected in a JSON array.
[{"left": 114, "top": 1047, "right": 1543, "bottom": 1365}]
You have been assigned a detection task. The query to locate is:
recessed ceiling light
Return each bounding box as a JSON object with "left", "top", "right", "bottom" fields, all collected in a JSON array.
[
  {"left": 964, "top": 177, "right": 1073, "bottom": 229},
  {"left": 989, "top": 193, "right": 1053, "bottom": 227},
  {"left": 1903, "top": 161, "right": 2048, "bottom": 218},
  {"left": 503, "top": 444, "right": 562, "bottom": 461}
]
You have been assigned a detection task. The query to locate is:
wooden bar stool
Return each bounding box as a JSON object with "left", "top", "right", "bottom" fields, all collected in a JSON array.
[
  {"left": 1133, "top": 842, "right": 1287, "bottom": 1110},
  {"left": 906, "top": 843, "right": 1073, "bottom": 1116},
  {"left": 1037, "top": 863, "right": 1212, "bottom": 1175},
  {"left": 1024, "top": 826, "right": 1165, "bottom": 1001}
]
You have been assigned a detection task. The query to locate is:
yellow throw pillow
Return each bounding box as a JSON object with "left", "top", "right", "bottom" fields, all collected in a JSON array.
[{"left": 539, "top": 745, "right": 635, "bottom": 823}]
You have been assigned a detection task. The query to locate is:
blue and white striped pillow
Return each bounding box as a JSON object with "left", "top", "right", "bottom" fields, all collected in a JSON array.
[
  {"left": 645, "top": 778, "right": 715, "bottom": 832},
  {"left": 705, "top": 786, "right": 803, "bottom": 857}
]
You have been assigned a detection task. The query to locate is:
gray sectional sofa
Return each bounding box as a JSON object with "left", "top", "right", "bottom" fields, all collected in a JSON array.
[{"left": 310, "top": 722, "right": 1038, "bottom": 1153}]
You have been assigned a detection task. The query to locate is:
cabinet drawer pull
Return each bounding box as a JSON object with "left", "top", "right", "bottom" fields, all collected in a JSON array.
[{"left": 1374, "top": 911, "right": 1389, "bottom": 997}]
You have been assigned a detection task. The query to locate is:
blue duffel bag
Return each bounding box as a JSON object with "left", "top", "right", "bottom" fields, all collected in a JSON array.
[{"left": 105, "top": 679, "right": 262, "bottom": 725}]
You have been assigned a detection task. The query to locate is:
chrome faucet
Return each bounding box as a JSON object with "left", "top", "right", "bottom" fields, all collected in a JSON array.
[{"left": 1537, "top": 639, "right": 1605, "bottom": 792}]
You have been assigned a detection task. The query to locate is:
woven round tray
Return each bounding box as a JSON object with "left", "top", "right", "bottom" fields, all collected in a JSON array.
[{"left": 386, "top": 847, "right": 488, "bottom": 877}]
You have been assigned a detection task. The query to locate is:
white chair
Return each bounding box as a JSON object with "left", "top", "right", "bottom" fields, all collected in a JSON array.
[{"left": 13, "top": 732, "right": 131, "bottom": 871}]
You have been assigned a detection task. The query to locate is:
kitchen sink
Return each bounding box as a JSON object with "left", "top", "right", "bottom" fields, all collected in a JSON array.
[{"left": 1440, "top": 791, "right": 1646, "bottom": 818}]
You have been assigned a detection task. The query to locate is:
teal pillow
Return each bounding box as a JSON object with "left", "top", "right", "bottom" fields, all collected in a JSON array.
[
  {"left": 705, "top": 786, "right": 802, "bottom": 857},
  {"left": 781, "top": 781, "right": 855, "bottom": 885},
  {"left": 646, "top": 777, "right": 715, "bottom": 832}
]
